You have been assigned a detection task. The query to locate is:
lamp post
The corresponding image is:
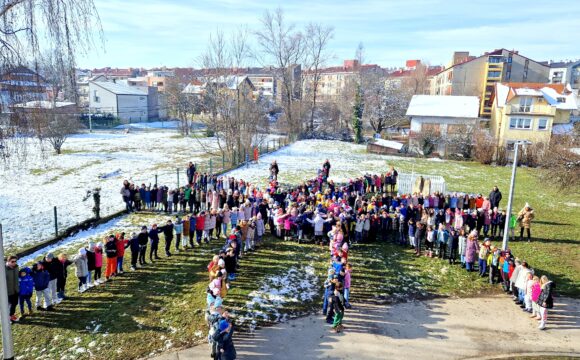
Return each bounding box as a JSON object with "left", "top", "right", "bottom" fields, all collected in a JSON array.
[
  {"left": 0, "top": 224, "right": 15, "bottom": 360},
  {"left": 501, "top": 141, "right": 529, "bottom": 251}
]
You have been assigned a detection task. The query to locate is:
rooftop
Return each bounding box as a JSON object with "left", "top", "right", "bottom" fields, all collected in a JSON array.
[
  {"left": 90, "top": 81, "right": 148, "bottom": 96},
  {"left": 406, "top": 95, "right": 480, "bottom": 118}
]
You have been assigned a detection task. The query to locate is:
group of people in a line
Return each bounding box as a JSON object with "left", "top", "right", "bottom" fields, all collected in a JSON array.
[{"left": 5, "top": 155, "right": 552, "bottom": 360}]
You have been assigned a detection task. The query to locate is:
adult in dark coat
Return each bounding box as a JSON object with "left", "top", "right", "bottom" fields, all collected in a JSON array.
[
  {"left": 213, "top": 320, "right": 236, "bottom": 360},
  {"left": 137, "top": 226, "right": 149, "bottom": 265},
  {"left": 187, "top": 162, "right": 196, "bottom": 184},
  {"left": 489, "top": 186, "right": 503, "bottom": 209}
]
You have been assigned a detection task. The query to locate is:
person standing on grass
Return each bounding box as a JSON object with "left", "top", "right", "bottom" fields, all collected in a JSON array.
[
  {"left": 174, "top": 217, "right": 183, "bottom": 253},
  {"left": 270, "top": 160, "right": 279, "bottom": 181},
  {"left": 138, "top": 226, "right": 149, "bottom": 266},
  {"left": 128, "top": 232, "right": 140, "bottom": 271},
  {"left": 517, "top": 203, "right": 535, "bottom": 242},
  {"left": 121, "top": 180, "right": 132, "bottom": 213},
  {"left": 32, "top": 262, "right": 53, "bottom": 312},
  {"left": 150, "top": 224, "right": 164, "bottom": 261},
  {"left": 104, "top": 235, "right": 118, "bottom": 281},
  {"left": 56, "top": 253, "right": 72, "bottom": 300},
  {"left": 41, "top": 253, "right": 60, "bottom": 305},
  {"left": 116, "top": 232, "right": 129, "bottom": 274},
  {"left": 5, "top": 255, "right": 20, "bottom": 322},
  {"left": 73, "top": 248, "right": 89, "bottom": 293},
  {"left": 187, "top": 162, "right": 196, "bottom": 185},
  {"left": 94, "top": 243, "right": 104, "bottom": 285},
  {"left": 489, "top": 186, "right": 502, "bottom": 209},
  {"left": 464, "top": 231, "right": 479, "bottom": 272},
  {"left": 86, "top": 242, "right": 96, "bottom": 287},
  {"left": 18, "top": 267, "right": 34, "bottom": 318}
]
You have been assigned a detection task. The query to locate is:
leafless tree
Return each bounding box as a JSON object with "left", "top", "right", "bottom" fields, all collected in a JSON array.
[
  {"left": 303, "top": 23, "right": 334, "bottom": 133},
  {"left": 536, "top": 135, "right": 579, "bottom": 189},
  {"left": 198, "top": 29, "right": 268, "bottom": 164},
  {"left": 31, "top": 109, "right": 80, "bottom": 154},
  {"left": 165, "top": 77, "right": 201, "bottom": 135},
  {"left": 255, "top": 8, "right": 305, "bottom": 135},
  {"left": 363, "top": 77, "right": 410, "bottom": 134},
  {"left": 0, "top": 0, "right": 101, "bottom": 162}
]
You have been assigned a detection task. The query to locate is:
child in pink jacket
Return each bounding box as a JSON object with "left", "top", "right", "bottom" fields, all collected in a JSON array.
[
  {"left": 344, "top": 263, "right": 352, "bottom": 309},
  {"left": 530, "top": 275, "right": 541, "bottom": 320},
  {"left": 94, "top": 243, "right": 103, "bottom": 285}
]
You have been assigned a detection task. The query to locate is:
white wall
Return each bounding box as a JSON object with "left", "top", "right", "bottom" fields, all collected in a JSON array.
[
  {"left": 89, "top": 82, "right": 117, "bottom": 115},
  {"left": 117, "top": 94, "right": 148, "bottom": 122}
]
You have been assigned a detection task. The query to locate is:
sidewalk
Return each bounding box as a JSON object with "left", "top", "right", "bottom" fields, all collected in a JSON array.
[{"left": 150, "top": 296, "right": 580, "bottom": 359}]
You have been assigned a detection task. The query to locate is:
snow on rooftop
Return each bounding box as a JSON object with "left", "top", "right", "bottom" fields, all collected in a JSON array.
[
  {"left": 90, "top": 81, "right": 147, "bottom": 96},
  {"left": 406, "top": 95, "right": 480, "bottom": 119},
  {"left": 515, "top": 88, "right": 543, "bottom": 96},
  {"left": 12, "top": 100, "right": 76, "bottom": 109},
  {"left": 373, "top": 138, "right": 404, "bottom": 150}
]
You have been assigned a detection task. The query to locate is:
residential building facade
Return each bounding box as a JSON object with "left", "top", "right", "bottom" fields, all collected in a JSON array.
[
  {"left": 490, "top": 82, "right": 577, "bottom": 148},
  {"left": 89, "top": 81, "right": 149, "bottom": 122},
  {"left": 430, "top": 49, "right": 549, "bottom": 117},
  {"left": 0, "top": 66, "right": 49, "bottom": 112}
]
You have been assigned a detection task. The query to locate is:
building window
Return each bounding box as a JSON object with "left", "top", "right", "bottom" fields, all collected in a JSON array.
[
  {"left": 487, "top": 71, "right": 501, "bottom": 78},
  {"left": 509, "top": 117, "right": 532, "bottom": 130},
  {"left": 557, "top": 97, "right": 566, "bottom": 103},
  {"left": 518, "top": 97, "right": 532, "bottom": 112},
  {"left": 538, "top": 118, "right": 548, "bottom": 130},
  {"left": 93, "top": 90, "right": 100, "bottom": 103},
  {"left": 489, "top": 56, "right": 502, "bottom": 63},
  {"left": 506, "top": 71, "right": 511, "bottom": 79}
]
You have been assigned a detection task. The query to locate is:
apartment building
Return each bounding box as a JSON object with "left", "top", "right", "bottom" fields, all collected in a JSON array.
[{"left": 430, "top": 49, "right": 549, "bottom": 117}]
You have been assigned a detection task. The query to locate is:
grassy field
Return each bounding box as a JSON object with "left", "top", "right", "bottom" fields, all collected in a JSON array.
[{"left": 4, "top": 141, "right": 579, "bottom": 359}]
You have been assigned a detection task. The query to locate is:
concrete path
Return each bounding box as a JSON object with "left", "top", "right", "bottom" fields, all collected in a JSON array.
[{"left": 151, "top": 296, "right": 580, "bottom": 360}]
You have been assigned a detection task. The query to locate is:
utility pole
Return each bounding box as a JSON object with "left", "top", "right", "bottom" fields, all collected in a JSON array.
[
  {"left": 88, "top": 108, "right": 92, "bottom": 133},
  {"left": 0, "top": 224, "right": 15, "bottom": 360},
  {"left": 502, "top": 142, "right": 526, "bottom": 251}
]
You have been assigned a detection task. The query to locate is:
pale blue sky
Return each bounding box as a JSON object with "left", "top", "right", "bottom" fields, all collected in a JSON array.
[{"left": 78, "top": 0, "right": 580, "bottom": 69}]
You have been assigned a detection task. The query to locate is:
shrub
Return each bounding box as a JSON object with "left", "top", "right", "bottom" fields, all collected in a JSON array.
[{"left": 473, "top": 132, "right": 495, "bottom": 165}]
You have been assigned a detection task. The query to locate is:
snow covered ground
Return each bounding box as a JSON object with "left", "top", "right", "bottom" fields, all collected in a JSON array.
[
  {"left": 0, "top": 131, "right": 219, "bottom": 249},
  {"left": 225, "top": 139, "right": 442, "bottom": 186},
  {"left": 1, "top": 136, "right": 476, "bottom": 252}
]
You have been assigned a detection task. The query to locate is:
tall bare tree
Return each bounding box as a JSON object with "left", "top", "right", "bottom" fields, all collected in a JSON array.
[
  {"left": 303, "top": 23, "right": 334, "bottom": 133},
  {"left": 255, "top": 8, "right": 305, "bottom": 135},
  {"left": 408, "top": 61, "right": 431, "bottom": 95},
  {"left": 364, "top": 78, "right": 411, "bottom": 134},
  {"left": 198, "top": 29, "right": 268, "bottom": 164}
]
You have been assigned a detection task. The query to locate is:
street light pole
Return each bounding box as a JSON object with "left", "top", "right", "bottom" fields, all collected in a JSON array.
[
  {"left": 502, "top": 142, "right": 521, "bottom": 251},
  {"left": 0, "top": 224, "right": 15, "bottom": 360}
]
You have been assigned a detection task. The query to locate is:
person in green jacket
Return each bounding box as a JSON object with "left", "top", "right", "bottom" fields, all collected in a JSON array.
[
  {"left": 185, "top": 185, "right": 193, "bottom": 213},
  {"left": 5, "top": 255, "right": 20, "bottom": 322},
  {"left": 509, "top": 213, "right": 517, "bottom": 241}
]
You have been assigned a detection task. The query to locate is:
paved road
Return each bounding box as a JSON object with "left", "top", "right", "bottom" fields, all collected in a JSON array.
[{"left": 151, "top": 296, "right": 580, "bottom": 360}]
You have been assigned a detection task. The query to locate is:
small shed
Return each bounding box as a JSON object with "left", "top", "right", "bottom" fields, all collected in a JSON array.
[{"left": 367, "top": 138, "right": 405, "bottom": 155}]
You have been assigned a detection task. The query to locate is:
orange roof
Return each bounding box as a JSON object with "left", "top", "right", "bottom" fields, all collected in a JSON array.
[{"left": 503, "top": 82, "right": 565, "bottom": 92}]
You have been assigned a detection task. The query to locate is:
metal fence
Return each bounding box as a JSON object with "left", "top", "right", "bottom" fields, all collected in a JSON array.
[{"left": 397, "top": 173, "right": 446, "bottom": 196}]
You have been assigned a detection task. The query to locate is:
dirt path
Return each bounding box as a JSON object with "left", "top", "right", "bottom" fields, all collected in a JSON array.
[{"left": 152, "top": 296, "right": 580, "bottom": 360}]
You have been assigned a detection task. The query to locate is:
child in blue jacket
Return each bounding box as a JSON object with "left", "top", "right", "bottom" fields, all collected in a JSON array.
[
  {"left": 32, "top": 262, "right": 53, "bottom": 311},
  {"left": 18, "top": 267, "right": 34, "bottom": 316}
]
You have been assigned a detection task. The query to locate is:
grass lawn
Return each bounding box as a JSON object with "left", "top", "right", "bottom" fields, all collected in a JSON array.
[{"left": 7, "top": 213, "right": 329, "bottom": 360}]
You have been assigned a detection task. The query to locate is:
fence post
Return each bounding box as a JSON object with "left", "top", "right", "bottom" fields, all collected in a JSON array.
[
  {"left": 210, "top": 158, "right": 213, "bottom": 175},
  {"left": 177, "top": 168, "right": 180, "bottom": 187},
  {"left": 222, "top": 153, "right": 225, "bottom": 170},
  {"left": 54, "top": 206, "right": 58, "bottom": 237},
  {"left": 278, "top": 138, "right": 281, "bottom": 149},
  {"left": 266, "top": 142, "right": 269, "bottom": 153},
  {"left": 0, "top": 224, "right": 15, "bottom": 360},
  {"left": 155, "top": 174, "right": 158, "bottom": 185}
]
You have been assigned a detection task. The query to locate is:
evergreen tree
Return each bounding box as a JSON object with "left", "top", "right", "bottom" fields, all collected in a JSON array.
[{"left": 352, "top": 84, "right": 364, "bottom": 143}]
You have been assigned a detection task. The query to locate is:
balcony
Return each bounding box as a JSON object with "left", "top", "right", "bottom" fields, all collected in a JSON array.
[{"left": 506, "top": 105, "right": 556, "bottom": 116}]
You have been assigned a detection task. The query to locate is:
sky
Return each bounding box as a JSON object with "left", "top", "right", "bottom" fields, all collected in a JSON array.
[{"left": 77, "top": 0, "right": 580, "bottom": 69}]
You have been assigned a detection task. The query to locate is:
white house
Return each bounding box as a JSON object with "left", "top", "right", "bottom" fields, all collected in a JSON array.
[
  {"left": 406, "top": 95, "right": 480, "bottom": 156},
  {"left": 89, "top": 81, "right": 148, "bottom": 122}
]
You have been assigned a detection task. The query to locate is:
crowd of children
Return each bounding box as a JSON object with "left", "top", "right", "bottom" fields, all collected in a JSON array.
[{"left": 6, "top": 157, "right": 551, "bottom": 356}]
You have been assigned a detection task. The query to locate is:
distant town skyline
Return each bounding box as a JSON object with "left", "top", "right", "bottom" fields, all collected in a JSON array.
[{"left": 78, "top": 0, "right": 580, "bottom": 69}]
